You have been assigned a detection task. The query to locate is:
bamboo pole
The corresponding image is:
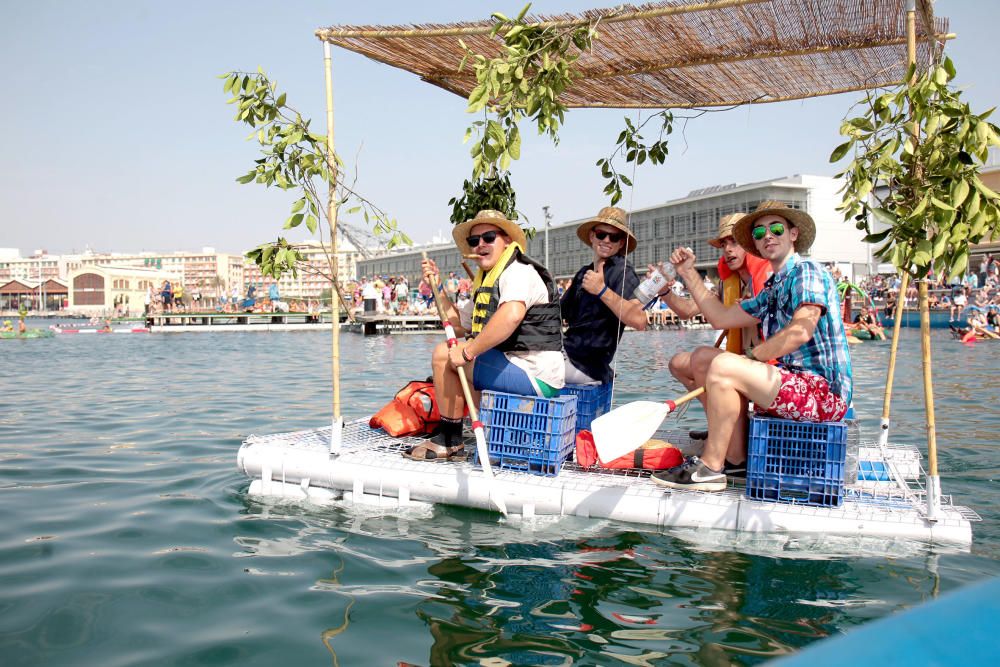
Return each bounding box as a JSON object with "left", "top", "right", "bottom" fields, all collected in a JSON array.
[
  {"left": 907, "top": 0, "right": 941, "bottom": 519},
  {"left": 879, "top": 274, "right": 908, "bottom": 446},
  {"left": 323, "top": 41, "right": 343, "bottom": 453}
]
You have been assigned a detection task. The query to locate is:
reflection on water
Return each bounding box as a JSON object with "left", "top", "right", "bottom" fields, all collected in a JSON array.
[{"left": 1, "top": 327, "right": 998, "bottom": 666}]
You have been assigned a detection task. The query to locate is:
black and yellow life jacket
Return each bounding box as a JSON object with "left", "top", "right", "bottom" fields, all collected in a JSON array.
[{"left": 470, "top": 244, "right": 562, "bottom": 352}]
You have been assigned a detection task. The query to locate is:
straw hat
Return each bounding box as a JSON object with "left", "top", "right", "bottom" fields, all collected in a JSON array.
[
  {"left": 734, "top": 200, "right": 816, "bottom": 257},
  {"left": 452, "top": 210, "right": 528, "bottom": 256},
  {"left": 576, "top": 206, "right": 638, "bottom": 254},
  {"left": 707, "top": 212, "right": 747, "bottom": 249}
]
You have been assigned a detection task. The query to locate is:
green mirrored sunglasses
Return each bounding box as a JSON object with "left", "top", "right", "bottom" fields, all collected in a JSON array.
[{"left": 751, "top": 222, "right": 786, "bottom": 241}]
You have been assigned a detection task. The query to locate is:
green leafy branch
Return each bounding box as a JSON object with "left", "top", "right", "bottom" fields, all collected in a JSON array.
[
  {"left": 221, "top": 69, "right": 410, "bottom": 281},
  {"left": 448, "top": 174, "right": 519, "bottom": 225},
  {"left": 450, "top": 4, "right": 598, "bottom": 223},
  {"left": 597, "top": 111, "right": 674, "bottom": 206},
  {"left": 831, "top": 57, "right": 1000, "bottom": 279}
]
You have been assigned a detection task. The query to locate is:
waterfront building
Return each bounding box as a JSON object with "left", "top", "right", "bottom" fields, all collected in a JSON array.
[
  {"left": 0, "top": 249, "right": 61, "bottom": 284},
  {"left": 972, "top": 147, "right": 1000, "bottom": 261},
  {"left": 0, "top": 278, "right": 68, "bottom": 313},
  {"left": 241, "top": 238, "right": 362, "bottom": 301},
  {"left": 65, "top": 264, "right": 173, "bottom": 316},
  {"left": 72, "top": 249, "right": 245, "bottom": 305},
  {"left": 358, "top": 174, "right": 872, "bottom": 283}
]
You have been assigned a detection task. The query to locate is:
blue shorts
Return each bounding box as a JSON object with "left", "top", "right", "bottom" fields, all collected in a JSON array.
[{"left": 472, "top": 348, "right": 537, "bottom": 396}]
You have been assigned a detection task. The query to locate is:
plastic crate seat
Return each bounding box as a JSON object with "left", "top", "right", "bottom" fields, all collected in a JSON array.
[
  {"left": 745, "top": 415, "right": 847, "bottom": 508},
  {"left": 477, "top": 391, "right": 578, "bottom": 476},
  {"left": 559, "top": 383, "right": 613, "bottom": 432}
]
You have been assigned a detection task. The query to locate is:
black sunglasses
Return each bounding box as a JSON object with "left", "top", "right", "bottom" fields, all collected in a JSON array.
[
  {"left": 465, "top": 230, "right": 505, "bottom": 247},
  {"left": 594, "top": 229, "right": 625, "bottom": 243}
]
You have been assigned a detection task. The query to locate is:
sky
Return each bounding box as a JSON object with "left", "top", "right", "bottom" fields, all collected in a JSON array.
[{"left": 2, "top": 1, "right": 998, "bottom": 256}]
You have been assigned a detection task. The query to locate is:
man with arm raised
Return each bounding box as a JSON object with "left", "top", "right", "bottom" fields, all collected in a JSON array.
[{"left": 652, "top": 201, "right": 852, "bottom": 492}]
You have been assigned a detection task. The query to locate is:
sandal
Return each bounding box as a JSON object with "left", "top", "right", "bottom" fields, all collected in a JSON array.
[{"left": 402, "top": 441, "right": 465, "bottom": 462}]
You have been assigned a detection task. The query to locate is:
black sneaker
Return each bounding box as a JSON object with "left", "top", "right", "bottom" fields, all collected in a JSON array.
[
  {"left": 651, "top": 456, "right": 726, "bottom": 492},
  {"left": 723, "top": 461, "right": 747, "bottom": 479}
]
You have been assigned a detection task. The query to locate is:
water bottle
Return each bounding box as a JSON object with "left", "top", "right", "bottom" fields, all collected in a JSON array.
[
  {"left": 843, "top": 406, "right": 860, "bottom": 485},
  {"left": 634, "top": 262, "right": 676, "bottom": 310}
]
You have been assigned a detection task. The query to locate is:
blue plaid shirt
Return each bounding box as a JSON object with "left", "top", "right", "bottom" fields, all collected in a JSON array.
[{"left": 740, "top": 254, "right": 853, "bottom": 404}]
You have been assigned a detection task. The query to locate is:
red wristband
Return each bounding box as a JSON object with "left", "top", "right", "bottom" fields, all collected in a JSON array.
[{"left": 462, "top": 347, "right": 476, "bottom": 362}]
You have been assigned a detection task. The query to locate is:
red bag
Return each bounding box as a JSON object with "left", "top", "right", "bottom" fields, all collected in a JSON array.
[
  {"left": 369, "top": 381, "right": 441, "bottom": 437},
  {"left": 575, "top": 430, "right": 683, "bottom": 470}
]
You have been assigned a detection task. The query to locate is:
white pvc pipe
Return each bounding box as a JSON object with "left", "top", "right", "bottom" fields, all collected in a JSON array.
[{"left": 237, "top": 442, "right": 972, "bottom": 545}]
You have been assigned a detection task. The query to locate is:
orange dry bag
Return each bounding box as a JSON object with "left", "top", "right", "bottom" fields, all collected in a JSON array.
[
  {"left": 575, "top": 430, "right": 683, "bottom": 470},
  {"left": 369, "top": 380, "right": 441, "bottom": 437}
]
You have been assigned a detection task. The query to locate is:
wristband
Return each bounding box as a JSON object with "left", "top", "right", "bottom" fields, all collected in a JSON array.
[
  {"left": 597, "top": 285, "right": 608, "bottom": 299},
  {"left": 461, "top": 347, "right": 476, "bottom": 362}
]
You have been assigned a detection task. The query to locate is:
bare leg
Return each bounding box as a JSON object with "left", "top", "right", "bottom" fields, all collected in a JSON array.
[
  {"left": 431, "top": 341, "right": 465, "bottom": 419},
  {"left": 689, "top": 346, "right": 747, "bottom": 463},
  {"left": 700, "top": 352, "right": 782, "bottom": 471},
  {"left": 668, "top": 351, "right": 698, "bottom": 391},
  {"left": 670, "top": 349, "right": 710, "bottom": 415}
]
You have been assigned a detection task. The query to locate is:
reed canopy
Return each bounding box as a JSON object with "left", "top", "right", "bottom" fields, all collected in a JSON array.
[{"left": 316, "top": 0, "right": 950, "bottom": 109}]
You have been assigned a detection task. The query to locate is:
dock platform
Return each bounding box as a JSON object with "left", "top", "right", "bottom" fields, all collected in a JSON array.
[
  {"left": 147, "top": 312, "right": 337, "bottom": 333},
  {"left": 346, "top": 314, "right": 442, "bottom": 335}
]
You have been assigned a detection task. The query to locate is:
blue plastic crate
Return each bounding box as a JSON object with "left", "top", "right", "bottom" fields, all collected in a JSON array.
[
  {"left": 745, "top": 415, "right": 847, "bottom": 508},
  {"left": 559, "top": 383, "right": 613, "bottom": 432},
  {"left": 476, "top": 391, "right": 578, "bottom": 476}
]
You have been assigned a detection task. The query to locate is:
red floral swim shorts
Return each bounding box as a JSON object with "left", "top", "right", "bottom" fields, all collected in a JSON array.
[{"left": 758, "top": 368, "right": 848, "bottom": 422}]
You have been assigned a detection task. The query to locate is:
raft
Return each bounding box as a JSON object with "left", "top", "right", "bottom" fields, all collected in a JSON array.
[
  {"left": 238, "top": 419, "right": 978, "bottom": 547},
  {"left": 53, "top": 327, "right": 150, "bottom": 335},
  {"left": 0, "top": 328, "right": 55, "bottom": 339}
]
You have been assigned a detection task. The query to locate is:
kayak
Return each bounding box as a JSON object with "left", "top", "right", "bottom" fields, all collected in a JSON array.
[{"left": 0, "top": 328, "right": 55, "bottom": 339}]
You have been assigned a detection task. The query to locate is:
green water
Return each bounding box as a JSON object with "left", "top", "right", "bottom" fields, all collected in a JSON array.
[{"left": 2, "top": 326, "right": 998, "bottom": 666}]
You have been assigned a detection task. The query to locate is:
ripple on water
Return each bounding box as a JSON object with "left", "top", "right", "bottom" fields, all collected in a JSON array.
[{"left": 1, "top": 326, "right": 998, "bottom": 665}]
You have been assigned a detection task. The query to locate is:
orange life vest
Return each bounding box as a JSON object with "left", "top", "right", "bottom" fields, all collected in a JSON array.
[
  {"left": 717, "top": 254, "right": 772, "bottom": 353},
  {"left": 369, "top": 381, "right": 441, "bottom": 437}
]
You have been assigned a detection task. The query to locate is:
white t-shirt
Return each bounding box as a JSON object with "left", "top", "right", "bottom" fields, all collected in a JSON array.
[{"left": 459, "top": 261, "right": 564, "bottom": 389}]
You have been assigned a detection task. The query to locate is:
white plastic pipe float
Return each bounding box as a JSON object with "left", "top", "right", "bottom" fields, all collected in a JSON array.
[{"left": 237, "top": 436, "right": 974, "bottom": 546}]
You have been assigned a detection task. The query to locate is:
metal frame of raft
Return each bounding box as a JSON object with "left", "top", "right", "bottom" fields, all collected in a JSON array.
[{"left": 238, "top": 419, "right": 979, "bottom": 547}]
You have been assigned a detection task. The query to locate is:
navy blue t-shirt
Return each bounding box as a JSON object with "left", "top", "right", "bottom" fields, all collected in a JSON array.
[{"left": 560, "top": 254, "right": 640, "bottom": 383}]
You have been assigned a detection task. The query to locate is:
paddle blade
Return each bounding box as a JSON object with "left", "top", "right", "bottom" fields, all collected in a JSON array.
[
  {"left": 592, "top": 401, "right": 669, "bottom": 464},
  {"left": 471, "top": 425, "right": 508, "bottom": 517}
]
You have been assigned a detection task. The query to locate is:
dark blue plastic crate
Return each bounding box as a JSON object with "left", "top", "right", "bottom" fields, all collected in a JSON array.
[
  {"left": 476, "top": 391, "right": 577, "bottom": 476},
  {"left": 559, "top": 383, "right": 613, "bottom": 432},
  {"left": 745, "top": 415, "right": 847, "bottom": 508}
]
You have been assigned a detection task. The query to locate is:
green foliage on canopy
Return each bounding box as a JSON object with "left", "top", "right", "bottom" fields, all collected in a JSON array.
[{"left": 832, "top": 57, "right": 1000, "bottom": 279}]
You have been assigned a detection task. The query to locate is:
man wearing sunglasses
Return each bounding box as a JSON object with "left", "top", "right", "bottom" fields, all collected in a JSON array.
[
  {"left": 406, "top": 210, "right": 564, "bottom": 461},
  {"left": 652, "top": 200, "right": 852, "bottom": 492},
  {"left": 654, "top": 212, "right": 773, "bottom": 475},
  {"left": 561, "top": 206, "right": 648, "bottom": 385}
]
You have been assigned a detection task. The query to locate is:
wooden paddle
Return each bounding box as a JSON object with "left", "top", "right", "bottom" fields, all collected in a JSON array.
[
  {"left": 422, "top": 252, "right": 507, "bottom": 517},
  {"left": 592, "top": 387, "right": 705, "bottom": 464},
  {"left": 594, "top": 328, "right": 726, "bottom": 462}
]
